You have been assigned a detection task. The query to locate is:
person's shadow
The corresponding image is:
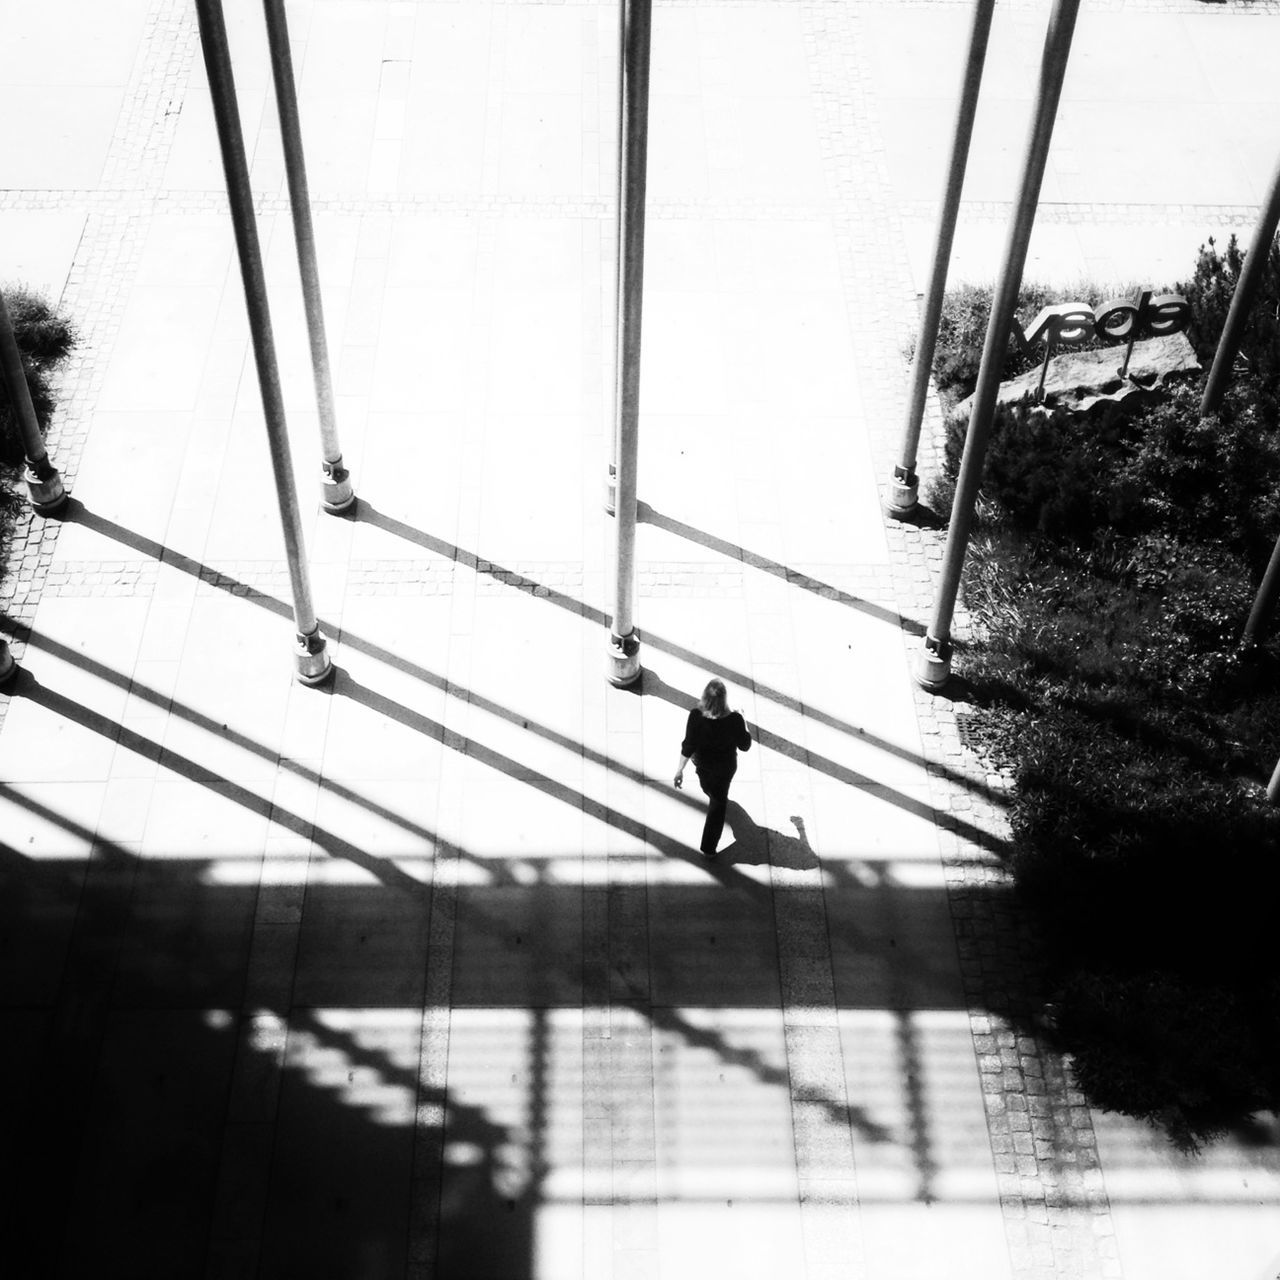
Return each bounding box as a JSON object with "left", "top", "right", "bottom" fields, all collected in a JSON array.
[{"left": 720, "top": 804, "right": 820, "bottom": 871}]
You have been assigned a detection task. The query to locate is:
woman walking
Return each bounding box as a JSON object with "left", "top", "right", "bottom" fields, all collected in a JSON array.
[{"left": 673, "top": 678, "right": 751, "bottom": 858}]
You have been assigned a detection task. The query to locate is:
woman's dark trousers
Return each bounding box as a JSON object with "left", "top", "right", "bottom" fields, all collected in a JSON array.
[{"left": 696, "top": 764, "right": 735, "bottom": 854}]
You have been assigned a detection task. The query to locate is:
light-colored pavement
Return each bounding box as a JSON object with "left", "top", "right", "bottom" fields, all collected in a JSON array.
[{"left": 2, "top": 1, "right": 1280, "bottom": 1277}]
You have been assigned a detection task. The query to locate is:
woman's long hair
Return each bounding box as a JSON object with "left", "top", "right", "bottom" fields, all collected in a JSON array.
[{"left": 699, "top": 678, "right": 728, "bottom": 718}]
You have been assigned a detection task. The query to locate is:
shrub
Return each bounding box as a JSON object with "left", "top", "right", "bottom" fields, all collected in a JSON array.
[
  {"left": 934, "top": 380, "right": 1280, "bottom": 1144},
  {"left": 0, "top": 285, "right": 77, "bottom": 591},
  {"left": 1054, "top": 971, "right": 1280, "bottom": 1152},
  {"left": 942, "top": 396, "right": 1132, "bottom": 541},
  {"left": 925, "top": 250, "right": 1280, "bottom": 1149},
  {"left": 1115, "top": 380, "right": 1280, "bottom": 566},
  {"left": 1002, "top": 700, "right": 1280, "bottom": 1149},
  {"left": 929, "top": 279, "right": 1150, "bottom": 409},
  {"left": 1177, "top": 233, "right": 1280, "bottom": 400},
  {"left": 0, "top": 286, "right": 75, "bottom": 471},
  {"left": 937, "top": 374, "right": 1280, "bottom": 564},
  {"left": 927, "top": 282, "right": 1049, "bottom": 405}
]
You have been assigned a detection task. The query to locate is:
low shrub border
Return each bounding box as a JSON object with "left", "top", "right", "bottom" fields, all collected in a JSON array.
[{"left": 926, "top": 236, "right": 1280, "bottom": 1150}]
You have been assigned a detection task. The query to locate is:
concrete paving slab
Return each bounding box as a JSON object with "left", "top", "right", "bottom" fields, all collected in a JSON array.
[
  {"left": 0, "top": 87, "right": 125, "bottom": 189},
  {"left": 0, "top": 210, "right": 86, "bottom": 301}
]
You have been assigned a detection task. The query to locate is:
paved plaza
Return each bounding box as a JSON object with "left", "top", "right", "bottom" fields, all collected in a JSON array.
[{"left": 2, "top": 0, "right": 1280, "bottom": 1276}]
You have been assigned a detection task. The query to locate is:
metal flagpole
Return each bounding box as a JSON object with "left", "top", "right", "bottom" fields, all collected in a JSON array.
[
  {"left": 916, "top": 0, "right": 1082, "bottom": 690},
  {"left": 889, "top": 0, "right": 995, "bottom": 516},
  {"left": 262, "top": 0, "right": 354, "bottom": 514},
  {"left": 0, "top": 288, "right": 67, "bottom": 516},
  {"left": 607, "top": 0, "right": 652, "bottom": 688},
  {"left": 1214, "top": 158, "right": 1280, "bottom": 647},
  {"left": 195, "top": 0, "right": 332, "bottom": 685},
  {"left": 1267, "top": 752, "right": 1280, "bottom": 806},
  {"left": 1242, "top": 533, "right": 1280, "bottom": 650},
  {"left": 1200, "top": 151, "right": 1280, "bottom": 417},
  {"left": 605, "top": 0, "right": 628, "bottom": 517}
]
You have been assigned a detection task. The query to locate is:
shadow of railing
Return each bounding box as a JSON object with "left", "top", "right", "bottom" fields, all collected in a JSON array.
[
  {"left": 48, "top": 501, "right": 1007, "bottom": 858},
  {"left": 637, "top": 500, "right": 923, "bottom": 635},
  {"left": 352, "top": 500, "right": 1005, "bottom": 808}
]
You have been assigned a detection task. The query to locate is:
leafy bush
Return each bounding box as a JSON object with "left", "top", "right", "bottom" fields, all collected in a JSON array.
[
  {"left": 998, "top": 698, "right": 1280, "bottom": 1149},
  {"left": 942, "top": 396, "right": 1130, "bottom": 541},
  {"left": 1054, "top": 971, "right": 1280, "bottom": 1152},
  {"left": 937, "top": 376, "right": 1280, "bottom": 562},
  {"left": 926, "top": 281, "right": 1050, "bottom": 405},
  {"left": 1177, "top": 233, "right": 1280, "bottom": 399},
  {"left": 925, "top": 252, "right": 1280, "bottom": 1147},
  {"left": 928, "top": 279, "right": 1148, "bottom": 409},
  {"left": 1118, "top": 381, "right": 1280, "bottom": 567},
  {"left": 0, "top": 285, "right": 76, "bottom": 590}
]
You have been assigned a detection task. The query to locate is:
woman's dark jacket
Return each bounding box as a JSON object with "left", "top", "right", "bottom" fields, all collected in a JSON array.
[{"left": 682, "top": 709, "right": 751, "bottom": 773}]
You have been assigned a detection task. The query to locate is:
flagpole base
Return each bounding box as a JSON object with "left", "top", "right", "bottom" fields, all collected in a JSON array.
[
  {"left": 915, "top": 634, "right": 952, "bottom": 691},
  {"left": 888, "top": 464, "right": 919, "bottom": 517},
  {"left": 294, "top": 626, "right": 333, "bottom": 686},
  {"left": 26, "top": 459, "right": 67, "bottom": 516},
  {"left": 321, "top": 460, "right": 355, "bottom": 515},
  {"left": 606, "top": 629, "right": 641, "bottom": 688}
]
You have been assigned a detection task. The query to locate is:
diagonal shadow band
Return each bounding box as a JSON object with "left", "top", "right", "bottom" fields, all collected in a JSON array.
[
  {"left": 5, "top": 672, "right": 432, "bottom": 901},
  {"left": 6, "top": 663, "right": 765, "bottom": 904},
  {"left": 636, "top": 500, "right": 924, "bottom": 636},
  {"left": 19, "top": 622, "right": 705, "bottom": 825},
  {"left": 641, "top": 668, "right": 1006, "bottom": 858},
  {"left": 357, "top": 501, "right": 1005, "bottom": 807},
  {"left": 334, "top": 670, "right": 772, "bottom": 903},
  {"left": 50, "top": 503, "right": 704, "bottom": 812},
  {"left": 50, "top": 501, "right": 1004, "bottom": 857}
]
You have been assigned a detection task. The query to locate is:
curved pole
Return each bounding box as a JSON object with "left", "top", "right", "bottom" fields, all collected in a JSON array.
[
  {"left": 917, "top": 0, "right": 1082, "bottom": 690},
  {"left": 890, "top": 0, "right": 995, "bottom": 516}
]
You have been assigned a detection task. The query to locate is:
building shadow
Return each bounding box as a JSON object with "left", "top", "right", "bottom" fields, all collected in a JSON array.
[{"left": 0, "top": 823, "right": 534, "bottom": 1280}]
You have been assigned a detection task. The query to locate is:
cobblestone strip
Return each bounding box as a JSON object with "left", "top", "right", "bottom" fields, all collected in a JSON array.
[
  {"left": 898, "top": 199, "right": 1267, "bottom": 227},
  {"left": 6, "top": 186, "right": 1271, "bottom": 236},
  {"left": 832, "top": 0, "right": 1280, "bottom": 11},
  {"left": 802, "top": 2, "right": 1122, "bottom": 1277},
  {"left": 837, "top": 0, "right": 1279, "bottom": 10},
  {"left": 7, "top": 183, "right": 1269, "bottom": 233},
  {"left": 35, "top": 556, "right": 913, "bottom": 604},
  {"left": 100, "top": 0, "right": 198, "bottom": 192},
  {"left": 525, "top": 0, "right": 1280, "bottom": 12},
  {"left": 0, "top": 0, "right": 196, "bottom": 735}
]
